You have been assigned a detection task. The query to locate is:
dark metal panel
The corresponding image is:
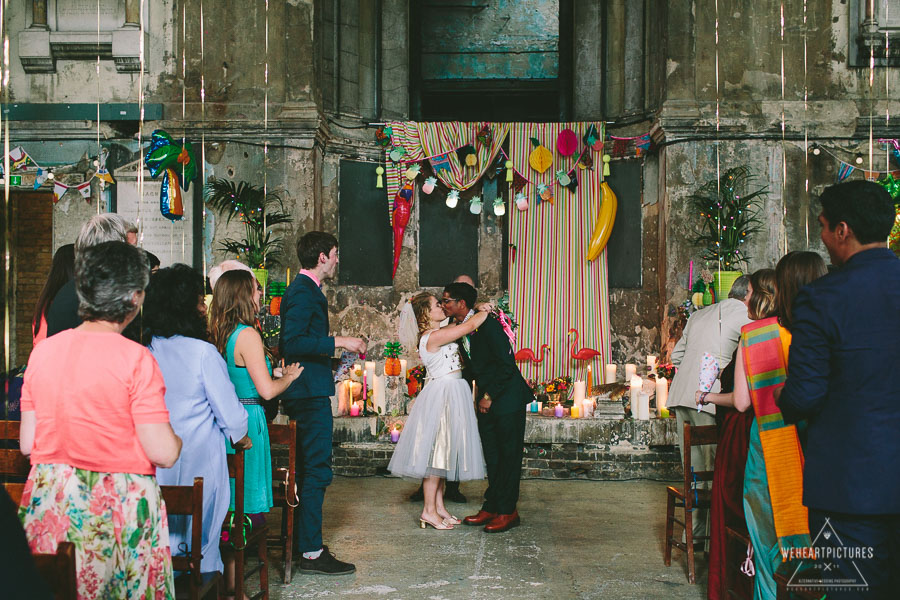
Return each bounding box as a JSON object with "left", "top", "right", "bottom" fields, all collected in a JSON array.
[{"left": 3, "top": 103, "right": 164, "bottom": 121}]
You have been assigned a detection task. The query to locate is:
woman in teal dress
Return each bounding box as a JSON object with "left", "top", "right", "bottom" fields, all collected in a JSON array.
[{"left": 208, "top": 269, "right": 302, "bottom": 594}]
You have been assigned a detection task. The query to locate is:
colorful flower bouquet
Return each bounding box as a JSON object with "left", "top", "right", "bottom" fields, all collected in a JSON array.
[{"left": 405, "top": 365, "right": 426, "bottom": 398}]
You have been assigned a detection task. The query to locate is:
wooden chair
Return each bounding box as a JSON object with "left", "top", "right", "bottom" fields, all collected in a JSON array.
[
  {"left": 224, "top": 447, "right": 269, "bottom": 600},
  {"left": 724, "top": 526, "right": 754, "bottom": 600},
  {"left": 4, "top": 481, "right": 25, "bottom": 504},
  {"left": 664, "top": 423, "right": 718, "bottom": 583},
  {"left": 268, "top": 420, "right": 298, "bottom": 583},
  {"left": 33, "top": 541, "right": 78, "bottom": 600},
  {"left": 0, "top": 420, "right": 30, "bottom": 481},
  {"left": 160, "top": 478, "right": 221, "bottom": 600}
]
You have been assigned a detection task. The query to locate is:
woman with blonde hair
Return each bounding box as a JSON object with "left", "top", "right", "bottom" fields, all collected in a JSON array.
[
  {"left": 388, "top": 292, "right": 488, "bottom": 529},
  {"left": 700, "top": 251, "right": 827, "bottom": 599},
  {"left": 208, "top": 269, "right": 302, "bottom": 594}
]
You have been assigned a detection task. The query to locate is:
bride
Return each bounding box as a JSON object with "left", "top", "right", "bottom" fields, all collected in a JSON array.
[{"left": 389, "top": 292, "right": 488, "bottom": 530}]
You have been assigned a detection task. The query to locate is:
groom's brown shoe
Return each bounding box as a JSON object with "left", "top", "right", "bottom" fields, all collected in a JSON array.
[
  {"left": 484, "top": 511, "right": 520, "bottom": 533},
  {"left": 463, "top": 510, "right": 497, "bottom": 526}
]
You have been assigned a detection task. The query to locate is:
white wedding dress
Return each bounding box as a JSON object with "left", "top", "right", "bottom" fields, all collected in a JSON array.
[{"left": 387, "top": 331, "right": 485, "bottom": 481}]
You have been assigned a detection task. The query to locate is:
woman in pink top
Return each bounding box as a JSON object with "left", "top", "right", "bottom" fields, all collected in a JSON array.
[{"left": 18, "top": 241, "right": 182, "bottom": 600}]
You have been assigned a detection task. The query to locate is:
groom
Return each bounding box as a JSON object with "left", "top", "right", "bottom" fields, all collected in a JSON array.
[{"left": 441, "top": 282, "right": 533, "bottom": 533}]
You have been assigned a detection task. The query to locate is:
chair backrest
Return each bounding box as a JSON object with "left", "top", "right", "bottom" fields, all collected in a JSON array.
[
  {"left": 268, "top": 421, "right": 297, "bottom": 508},
  {"left": 225, "top": 448, "right": 247, "bottom": 550},
  {"left": 159, "top": 477, "right": 204, "bottom": 587},
  {"left": 0, "top": 420, "right": 30, "bottom": 479},
  {"left": 682, "top": 423, "right": 718, "bottom": 504},
  {"left": 33, "top": 541, "right": 77, "bottom": 600}
]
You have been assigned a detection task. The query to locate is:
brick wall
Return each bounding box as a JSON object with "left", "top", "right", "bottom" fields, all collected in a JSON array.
[{"left": 14, "top": 192, "right": 54, "bottom": 365}]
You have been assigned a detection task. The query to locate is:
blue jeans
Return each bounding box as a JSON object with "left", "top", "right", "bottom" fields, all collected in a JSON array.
[{"left": 282, "top": 397, "right": 333, "bottom": 553}]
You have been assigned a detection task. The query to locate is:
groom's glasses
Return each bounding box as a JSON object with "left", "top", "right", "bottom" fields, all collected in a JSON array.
[{"left": 439, "top": 298, "right": 458, "bottom": 305}]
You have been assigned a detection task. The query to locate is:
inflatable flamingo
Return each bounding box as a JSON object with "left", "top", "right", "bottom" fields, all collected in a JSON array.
[
  {"left": 391, "top": 181, "right": 414, "bottom": 279},
  {"left": 515, "top": 344, "right": 550, "bottom": 363},
  {"left": 567, "top": 329, "right": 600, "bottom": 360}
]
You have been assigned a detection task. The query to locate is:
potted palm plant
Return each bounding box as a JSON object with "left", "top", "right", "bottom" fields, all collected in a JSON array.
[
  {"left": 688, "top": 165, "right": 766, "bottom": 299},
  {"left": 205, "top": 178, "right": 292, "bottom": 292}
]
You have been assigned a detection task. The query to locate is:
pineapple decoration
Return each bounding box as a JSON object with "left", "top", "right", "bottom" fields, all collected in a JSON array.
[
  {"left": 268, "top": 281, "right": 287, "bottom": 315},
  {"left": 384, "top": 342, "right": 403, "bottom": 376}
]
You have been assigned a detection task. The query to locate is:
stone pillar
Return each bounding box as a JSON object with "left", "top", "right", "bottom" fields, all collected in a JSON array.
[
  {"left": 124, "top": 0, "right": 140, "bottom": 27},
  {"left": 31, "top": 0, "right": 49, "bottom": 30}
]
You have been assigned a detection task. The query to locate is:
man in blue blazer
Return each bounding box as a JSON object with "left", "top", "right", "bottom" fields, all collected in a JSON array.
[
  {"left": 778, "top": 181, "right": 900, "bottom": 599},
  {"left": 280, "top": 231, "right": 366, "bottom": 575}
]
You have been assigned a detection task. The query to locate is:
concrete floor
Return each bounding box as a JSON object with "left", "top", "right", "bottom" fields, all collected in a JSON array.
[{"left": 262, "top": 476, "right": 708, "bottom": 600}]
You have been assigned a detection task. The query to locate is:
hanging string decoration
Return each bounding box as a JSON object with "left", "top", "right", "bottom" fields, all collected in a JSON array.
[{"left": 144, "top": 129, "right": 198, "bottom": 221}]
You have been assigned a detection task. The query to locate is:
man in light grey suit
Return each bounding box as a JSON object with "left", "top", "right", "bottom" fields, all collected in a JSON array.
[{"left": 668, "top": 275, "right": 751, "bottom": 541}]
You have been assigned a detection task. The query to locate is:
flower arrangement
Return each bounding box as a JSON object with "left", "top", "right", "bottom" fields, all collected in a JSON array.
[
  {"left": 656, "top": 363, "right": 677, "bottom": 380},
  {"left": 689, "top": 165, "right": 766, "bottom": 271},
  {"left": 543, "top": 375, "right": 572, "bottom": 395},
  {"left": 406, "top": 365, "right": 427, "bottom": 397}
]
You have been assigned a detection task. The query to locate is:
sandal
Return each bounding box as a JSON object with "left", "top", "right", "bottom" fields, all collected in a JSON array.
[
  {"left": 441, "top": 515, "right": 462, "bottom": 525},
  {"left": 419, "top": 516, "right": 454, "bottom": 530}
]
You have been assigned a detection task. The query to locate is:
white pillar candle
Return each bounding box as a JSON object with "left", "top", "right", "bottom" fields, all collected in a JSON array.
[
  {"left": 573, "top": 380, "right": 586, "bottom": 404},
  {"left": 399, "top": 359, "right": 408, "bottom": 379},
  {"left": 630, "top": 375, "right": 642, "bottom": 417},
  {"left": 373, "top": 375, "right": 386, "bottom": 415},
  {"left": 365, "top": 361, "right": 376, "bottom": 381},
  {"left": 656, "top": 377, "right": 668, "bottom": 416},
  {"left": 583, "top": 398, "right": 594, "bottom": 418},
  {"left": 647, "top": 355, "right": 657, "bottom": 372},
  {"left": 639, "top": 393, "right": 651, "bottom": 420},
  {"left": 625, "top": 363, "right": 637, "bottom": 382},
  {"left": 605, "top": 363, "right": 617, "bottom": 383}
]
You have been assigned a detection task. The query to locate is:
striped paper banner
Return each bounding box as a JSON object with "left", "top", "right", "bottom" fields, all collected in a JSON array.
[{"left": 507, "top": 122, "right": 611, "bottom": 387}]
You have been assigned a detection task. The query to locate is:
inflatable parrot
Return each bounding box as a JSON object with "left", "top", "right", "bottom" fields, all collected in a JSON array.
[{"left": 391, "top": 181, "right": 414, "bottom": 278}]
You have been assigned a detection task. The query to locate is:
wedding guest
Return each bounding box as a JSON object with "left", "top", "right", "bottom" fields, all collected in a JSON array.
[
  {"left": 209, "top": 269, "right": 302, "bottom": 591},
  {"left": 700, "top": 252, "right": 826, "bottom": 600},
  {"left": 669, "top": 274, "right": 752, "bottom": 544},
  {"left": 778, "top": 181, "right": 900, "bottom": 599},
  {"left": 390, "top": 292, "right": 487, "bottom": 529},
  {"left": 144, "top": 264, "right": 251, "bottom": 574},
  {"left": 45, "top": 213, "right": 135, "bottom": 337},
  {"left": 31, "top": 243, "right": 74, "bottom": 348},
  {"left": 279, "top": 231, "right": 365, "bottom": 575},
  {"left": 693, "top": 268, "right": 773, "bottom": 600},
  {"left": 19, "top": 240, "right": 182, "bottom": 599}
]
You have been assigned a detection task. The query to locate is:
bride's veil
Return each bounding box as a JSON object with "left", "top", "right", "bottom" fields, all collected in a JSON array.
[{"left": 397, "top": 300, "right": 420, "bottom": 354}]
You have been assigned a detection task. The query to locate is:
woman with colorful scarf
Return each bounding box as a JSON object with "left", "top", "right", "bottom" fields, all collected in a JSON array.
[{"left": 699, "top": 251, "right": 826, "bottom": 599}]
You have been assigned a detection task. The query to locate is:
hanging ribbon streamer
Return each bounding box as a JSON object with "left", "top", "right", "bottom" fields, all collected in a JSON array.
[{"left": 144, "top": 129, "right": 198, "bottom": 221}]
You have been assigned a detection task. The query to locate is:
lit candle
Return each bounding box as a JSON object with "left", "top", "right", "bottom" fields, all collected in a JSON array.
[
  {"left": 573, "top": 380, "right": 586, "bottom": 404},
  {"left": 656, "top": 377, "right": 668, "bottom": 416},
  {"left": 586, "top": 365, "right": 593, "bottom": 396},
  {"left": 349, "top": 403, "right": 360, "bottom": 417},
  {"left": 639, "top": 393, "right": 650, "bottom": 421},
  {"left": 647, "top": 355, "right": 657, "bottom": 373},
  {"left": 286, "top": 268, "right": 291, "bottom": 285},
  {"left": 689, "top": 260, "right": 694, "bottom": 288},
  {"left": 555, "top": 404, "right": 564, "bottom": 418},
  {"left": 399, "top": 359, "right": 408, "bottom": 379},
  {"left": 605, "top": 363, "right": 617, "bottom": 383},
  {"left": 571, "top": 403, "right": 581, "bottom": 418},
  {"left": 537, "top": 401, "right": 543, "bottom": 413},
  {"left": 625, "top": 363, "right": 637, "bottom": 382},
  {"left": 390, "top": 427, "right": 401, "bottom": 443}
]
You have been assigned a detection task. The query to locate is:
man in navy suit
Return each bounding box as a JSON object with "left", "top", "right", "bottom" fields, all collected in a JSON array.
[
  {"left": 778, "top": 181, "right": 900, "bottom": 599},
  {"left": 280, "top": 231, "right": 366, "bottom": 575}
]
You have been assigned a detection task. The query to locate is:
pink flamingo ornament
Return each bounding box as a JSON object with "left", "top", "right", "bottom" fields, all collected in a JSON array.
[
  {"left": 568, "top": 329, "right": 600, "bottom": 360},
  {"left": 515, "top": 344, "right": 550, "bottom": 363},
  {"left": 391, "top": 181, "right": 414, "bottom": 278}
]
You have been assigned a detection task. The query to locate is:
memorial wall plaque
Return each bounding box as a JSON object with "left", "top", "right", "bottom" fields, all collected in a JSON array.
[{"left": 116, "top": 173, "right": 194, "bottom": 268}]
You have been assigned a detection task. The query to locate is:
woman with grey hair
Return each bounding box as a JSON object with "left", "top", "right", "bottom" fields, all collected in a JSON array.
[{"left": 18, "top": 241, "right": 182, "bottom": 599}]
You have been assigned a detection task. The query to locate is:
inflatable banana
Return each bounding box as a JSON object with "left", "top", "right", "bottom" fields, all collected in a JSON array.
[{"left": 586, "top": 181, "right": 618, "bottom": 261}]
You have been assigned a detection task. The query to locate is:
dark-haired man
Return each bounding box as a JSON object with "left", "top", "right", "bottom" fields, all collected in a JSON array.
[
  {"left": 778, "top": 180, "right": 900, "bottom": 598},
  {"left": 280, "top": 231, "right": 366, "bottom": 575},
  {"left": 442, "top": 282, "right": 533, "bottom": 533}
]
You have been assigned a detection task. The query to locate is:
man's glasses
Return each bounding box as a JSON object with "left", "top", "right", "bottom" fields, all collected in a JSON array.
[{"left": 439, "top": 298, "right": 458, "bottom": 305}]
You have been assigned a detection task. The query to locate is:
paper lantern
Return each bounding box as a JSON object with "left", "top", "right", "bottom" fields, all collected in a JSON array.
[
  {"left": 557, "top": 129, "right": 578, "bottom": 157},
  {"left": 529, "top": 138, "right": 552, "bottom": 173},
  {"left": 469, "top": 195, "right": 483, "bottom": 215},
  {"left": 422, "top": 176, "right": 437, "bottom": 194},
  {"left": 514, "top": 191, "right": 528, "bottom": 211},
  {"left": 493, "top": 198, "right": 506, "bottom": 216},
  {"left": 446, "top": 189, "right": 459, "bottom": 208}
]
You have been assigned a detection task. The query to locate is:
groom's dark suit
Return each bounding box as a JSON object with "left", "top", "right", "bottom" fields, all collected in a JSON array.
[{"left": 462, "top": 315, "right": 533, "bottom": 515}]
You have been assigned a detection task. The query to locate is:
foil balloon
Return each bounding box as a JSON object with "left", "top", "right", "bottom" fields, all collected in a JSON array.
[{"left": 145, "top": 130, "right": 197, "bottom": 221}]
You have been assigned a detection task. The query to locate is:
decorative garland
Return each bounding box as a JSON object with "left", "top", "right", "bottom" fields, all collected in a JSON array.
[{"left": 0, "top": 145, "right": 116, "bottom": 203}]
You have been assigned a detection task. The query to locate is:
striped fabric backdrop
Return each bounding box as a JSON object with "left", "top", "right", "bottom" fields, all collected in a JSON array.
[
  {"left": 384, "top": 121, "right": 508, "bottom": 223},
  {"left": 507, "top": 122, "right": 611, "bottom": 386}
]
